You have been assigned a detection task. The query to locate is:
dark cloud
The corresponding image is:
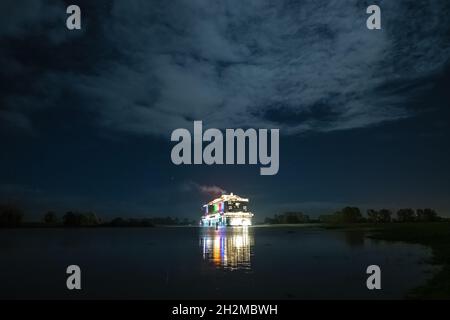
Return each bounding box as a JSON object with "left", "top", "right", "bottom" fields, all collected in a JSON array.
[
  {"left": 1, "top": 0, "right": 449, "bottom": 136},
  {"left": 0, "top": 0, "right": 62, "bottom": 38}
]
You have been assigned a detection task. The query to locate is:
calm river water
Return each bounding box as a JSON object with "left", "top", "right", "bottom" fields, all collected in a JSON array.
[{"left": 0, "top": 226, "right": 436, "bottom": 299}]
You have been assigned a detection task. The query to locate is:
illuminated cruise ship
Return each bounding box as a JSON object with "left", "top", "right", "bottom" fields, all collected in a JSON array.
[{"left": 200, "top": 193, "right": 254, "bottom": 227}]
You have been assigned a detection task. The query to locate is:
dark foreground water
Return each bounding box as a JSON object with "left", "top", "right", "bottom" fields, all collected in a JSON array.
[{"left": 0, "top": 226, "right": 436, "bottom": 299}]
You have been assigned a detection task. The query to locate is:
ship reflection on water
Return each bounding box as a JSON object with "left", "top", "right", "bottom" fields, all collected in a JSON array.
[{"left": 199, "top": 227, "right": 254, "bottom": 271}]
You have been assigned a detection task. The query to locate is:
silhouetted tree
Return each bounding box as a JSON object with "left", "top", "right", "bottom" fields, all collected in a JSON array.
[
  {"left": 378, "top": 209, "right": 392, "bottom": 223},
  {"left": 417, "top": 208, "right": 438, "bottom": 222},
  {"left": 152, "top": 216, "right": 179, "bottom": 225},
  {"left": 43, "top": 211, "right": 58, "bottom": 224},
  {"left": 63, "top": 211, "right": 100, "bottom": 227},
  {"left": 264, "top": 212, "right": 310, "bottom": 224},
  {"left": 0, "top": 203, "right": 24, "bottom": 227},
  {"left": 396, "top": 208, "right": 416, "bottom": 222},
  {"left": 110, "top": 217, "right": 125, "bottom": 227},
  {"left": 63, "top": 212, "right": 78, "bottom": 226},
  {"left": 367, "top": 209, "right": 378, "bottom": 222},
  {"left": 319, "top": 214, "right": 338, "bottom": 223},
  {"left": 338, "top": 207, "right": 362, "bottom": 223},
  {"left": 85, "top": 212, "right": 99, "bottom": 225}
]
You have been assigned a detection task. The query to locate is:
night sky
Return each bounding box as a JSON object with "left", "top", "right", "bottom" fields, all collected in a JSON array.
[{"left": 1, "top": 0, "right": 449, "bottom": 220}]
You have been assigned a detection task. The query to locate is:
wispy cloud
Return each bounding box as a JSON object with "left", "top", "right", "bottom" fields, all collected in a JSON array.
[{"left": 1, "top": 0, "right": 449, "bottom": 135}]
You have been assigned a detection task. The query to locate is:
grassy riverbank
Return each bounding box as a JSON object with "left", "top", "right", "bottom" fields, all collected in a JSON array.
[{"left": 325, "top": 222, "right": 450, "bottom": 299}]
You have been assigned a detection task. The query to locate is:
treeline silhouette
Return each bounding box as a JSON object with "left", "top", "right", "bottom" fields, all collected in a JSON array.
[
  {"left": 262, "top": 207, "right": 443, "bottom": 225},
  {"left": 0, "top": 203, "right": 196, "bottom": 228},
  {"left": 108, "top": 216, "right": 195, "bottom": 227},
  {"left": 264, "top": 212, "right": 310, "bottom": 224},
  {"left": 318, "top": 207, "right": 441, "bottom": 224},
  {"left": 1, "top": 202, "right": 445, "bottom": 228},
  {"left": 0, "top": 203, "right": 24, "bottom": 227}
]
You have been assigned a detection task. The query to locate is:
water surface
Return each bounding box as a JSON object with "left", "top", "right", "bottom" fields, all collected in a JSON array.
[{"left": 0, "top": 226, "right": 435, "bottom": 299}]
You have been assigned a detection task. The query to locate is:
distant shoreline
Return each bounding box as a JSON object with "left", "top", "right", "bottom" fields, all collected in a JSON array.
[{"left": 0, "top": 222, "right": 322, "bottom": 229}]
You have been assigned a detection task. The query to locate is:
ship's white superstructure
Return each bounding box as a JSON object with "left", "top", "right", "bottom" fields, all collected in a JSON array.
[{"left": 200, "top": 193, "right": 253, "bottom": 227}]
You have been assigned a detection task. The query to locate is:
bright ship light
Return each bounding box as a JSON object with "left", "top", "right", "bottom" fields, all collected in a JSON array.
[{"left": 200, "top": 193, "right": 254, "bottom": 227}]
